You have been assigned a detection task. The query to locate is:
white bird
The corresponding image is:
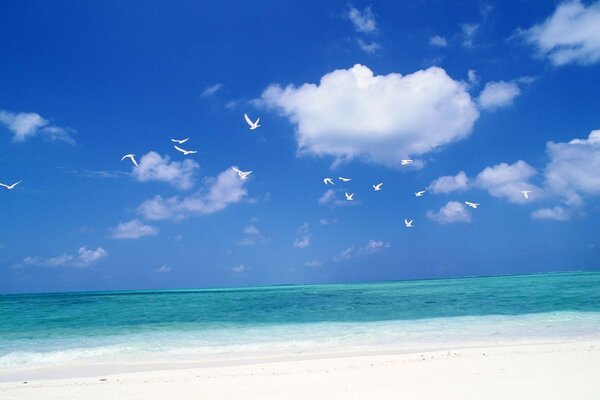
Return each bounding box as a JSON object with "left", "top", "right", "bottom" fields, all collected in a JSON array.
[
  {"left": 323, "top": 178, "right": 334, "bottom": 185},
  {"left": 244, "top": 113, "right": 260, "bottom": 130},
  {"left": 373, "top": 183, "right": 383, "bottom": 191},
  {"left": 338, "top": 177, "right": 352, "bottom": 182},
  {"left": 465, "top": 201, "right": 480, "bottom": 209},
  {"left": 345, "top": 192, "right": 355, "bottom": 201},
  {"left": 171, "top": 138, "right": 189, "bottom": 144},
  {"left": 415, "top": 190, "right": 426, "bottom": 197},
  {"left": 521, "top": 190, "right": 532, "bottom": 199},
  {"left": 232, "top": 167, "right": 253, "bottom": 180},
  {"left": 404, "top": 219, "right": 413, "bottom": 228},
  {"left": 121, "top": 154, "right": 138, "bottom": 167},
  {"left": 400, "top": 159, "right": 413, "bottom": 165},
  {"left": 0, "top": 180, "right": 22, "bottom": 190},
  {"left": 174, "top": 145, "right": 197, "bottom": 155}
]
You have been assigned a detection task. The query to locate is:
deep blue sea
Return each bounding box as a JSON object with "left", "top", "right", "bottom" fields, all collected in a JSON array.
[{"left": 1, "top": 272, "right": 600, "bottom": 369}]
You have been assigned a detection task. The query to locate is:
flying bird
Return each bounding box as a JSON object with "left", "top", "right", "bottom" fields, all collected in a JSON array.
[
  {"left": 345, "top": 192, "right": 355, "bottom": 201},
  {"left": 404, "top": 219, "right": 413, "bottom": 228},
  {"left": 338, "top": 177, "right": 352, "bottom": 182},
  {"left": 373, "top": 183, "right": 383, "bottom": 191},
  {"left": 400, "top": 159, "right": 413, "bottom": 165},
  {"left": 244, "top": 113, "right": 260, "bottom": 130},
  {"left": 323, "top": 178, "right": 334, "bottom": 185},
  {"left": 465, "top": 201, "right": 480, "bottom": 209},
  {"left": 232, "top": 167, "right": 253, "bottom": 180},
  {"left": 415, "top": 191, "right": 426, "bottom": 197},
  {"left": 174, "top": 145, "right": 197, "bottom": 155},
  {"left": 171, "top": 138, "right": 189, "bottom": 144},
  {"left": 521, "top": 190, "right": 532, "bottom": 199},
  {"left": 121, "top": 154, "right": 138, "bottom": 167},
  {"left": 0, "top": 180, "right": 22, "bottom": 190}
]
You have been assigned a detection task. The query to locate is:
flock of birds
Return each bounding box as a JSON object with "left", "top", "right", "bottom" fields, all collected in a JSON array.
[
  {"left": 118, "top": 114, "right": 261, "bottom": 178},
  {"left": 3, "top": 111, "right": 534, "bottom": 230}
]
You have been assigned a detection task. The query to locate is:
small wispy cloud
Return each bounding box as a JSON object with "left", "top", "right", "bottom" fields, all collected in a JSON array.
[
  {"left": 0, "top": 109, "right": 75, "bottom": 144},
  {"left": 137, "top": 167, "right": 248, "bottom": 221},
  {"left": 239, "top": 224, "right": 267, "bottom": 246},
  {"left": 293, "top": 223, "right": 311, "bottom": 248},
  {"left": 429, "top": 35, "right": 448, "bottom": 47},
  {"left": 334, "top": 239, "right": 390, "bottom": 261},
  {"left": 111, "top": 219, "right": 159, "bottom": 239},
  {"left": 478, "top": 81, "right": 521, "bottom": 110},
  {"left": 22, "top": 247, "right": 108, "bottom": 268},
  {"left": 201, "top": 83, "right": 223, "bottom": 97},
  {"left": 232, "top": 264, "right": 246, "bottom": 273},
  {"left": 461, "top": 23, "right": 479, "bottom": 48},
  {"left": 305, "top": 260, "right": 323, "bottom": 267},
  {"left": 531, "top": 206, "right": 571, "bottom": 221},
  {"left": 155, "top": 264, "right": 172, "bottom": 273},
  {"left": 347, "top": 5, "right": 377, "bottom": 34},
  {"left": 132, "top": 151, "right": 199, "bottom": 190},
  {"left": 357, "top": 38, "right": 381, "bottom": 53},
  {"left": 426, "top": 201, "right": 472, "bottom": 224}
]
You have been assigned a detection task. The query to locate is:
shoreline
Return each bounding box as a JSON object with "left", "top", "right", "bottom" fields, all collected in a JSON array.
[{"left": 2, "top": 340, "right": 599, "bottom": 399}]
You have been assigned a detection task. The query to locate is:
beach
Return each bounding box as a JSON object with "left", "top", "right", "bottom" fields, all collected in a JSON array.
[
  {"left": 2, "top": 341, "right": 600, "bottom": 399},
  {"left": 2, "top": 273, "right": 600, "bottom": 398}
]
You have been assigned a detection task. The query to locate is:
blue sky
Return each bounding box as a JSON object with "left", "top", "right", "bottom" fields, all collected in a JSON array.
[{"left": 1, "top": 0, "right": 599, "bottom": 294}]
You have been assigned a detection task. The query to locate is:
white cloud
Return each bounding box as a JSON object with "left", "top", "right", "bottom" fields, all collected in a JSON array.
[
  {"left": 544, "top": 130, "right": 600, "bottom": 204},
  {"left": 531, "top": 206, "right": 571, "bottom": 221},
  {"left": 232, "top": 264, "right": 246, "bottom": 273},
  {"left": 360, "top": 240, "right": 390, "bottom": 254},
  {"left": 461, "top": 23, "right": 479, "bottom": 47},
  {"left": 293, "top": 236, "right": 311, "bottom": 248},
  {"left": 201, "top": 83, "right": 223, "bottom": 97},
  {"left": 305, "top": 260, "right": 323, "bottom": 267},
  {"left": 137, "top": 167, "right": 248, "bottom": 221},
  {"left": 132, "top": 151, "right": 199, "bottom": 190},
  {"left": 522, "top": 0, "right": 600, "bottom": 66},
  {"left": 111, "top": 219, "right": 159, "bottom": 239},
  {"left": 478, "top": 81, "right": 521, "bottom": 110},
  {"left": 426, "top": 201, "right": 472, "bottom": 224},
  {"left": 23, "top": 247, "right": 108, "bottom": 268},
  {"left": 428, "top": 171, "right": 470, "bottom": 194},
  {"left": 239, "top": 225, "right": 266, "bottom": 246},
  {"left": 334, "top": 239, "right": 390, "bottom": 261},
  {"left": 261, "top": 64, "right": 479, "bottom": 167},
  {"left": 467, "top": 69, "right": 479, "bottom": 86},
  {"left": 0, "top": 110, "right": 74, "bottom": 144},
  {"left": 347, "top": 5, "right": 377, "bottom": 34},
  {"left": 334, "top": 247, "right": 355, "bottom": 262},
  {"left": 319, "top": 218, "right": 338, "bottom": 225},
  {"left": 475, "top": 160, "right": 541, "bottom": 204},
  {"left": 155, "top": 264, "right": 172, "bottom": 273},
  {"left": 429, "top": 35, "right": 448, "bottom": 47},
  {"left": 293, "top": 223, "right": 311, "bottom": 248},
  {"left": 357, "top": 38, "right": 381, "bottom": 53},
  {"left": 319, "top": 189, "right": 337, "bottom": 205}
]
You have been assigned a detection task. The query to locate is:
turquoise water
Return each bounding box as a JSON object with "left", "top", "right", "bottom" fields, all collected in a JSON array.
[{"left": 1, "top": 272, "right": 600, "bottom": 368}]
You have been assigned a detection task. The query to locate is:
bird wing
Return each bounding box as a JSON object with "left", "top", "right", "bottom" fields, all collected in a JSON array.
[
  {"left": 121, "top": 155, "right": 130, "bottom": 161},
  {"left": 254, "top": 117, "right": 260, "bottom": 125},
  {"left": 244, "top": 113, "right": 253, "bottom": 126},
  {"left": 132, "top": 157, "right": 139, "bottom": 167},
  {"left": 174, "top": 145, "right": 185, "bottom": 153},
  {"left": 0, "top": 183, "right": 8, "bottom": 188},
  {"left": 232, "top": 167, "right": 242, "bottom": 174},
  {"left": 187, "top": 150, "right": 198, "bottom": 154}
]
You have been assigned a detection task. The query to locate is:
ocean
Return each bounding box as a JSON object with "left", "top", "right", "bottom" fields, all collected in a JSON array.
[{"left": 1, "top": 271, "right": 600, "bottom": 370}]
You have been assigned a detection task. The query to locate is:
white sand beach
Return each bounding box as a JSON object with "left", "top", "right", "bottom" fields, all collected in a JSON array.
[{"left": 1, "top": 340, "right": 599, "bottom": 399}]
